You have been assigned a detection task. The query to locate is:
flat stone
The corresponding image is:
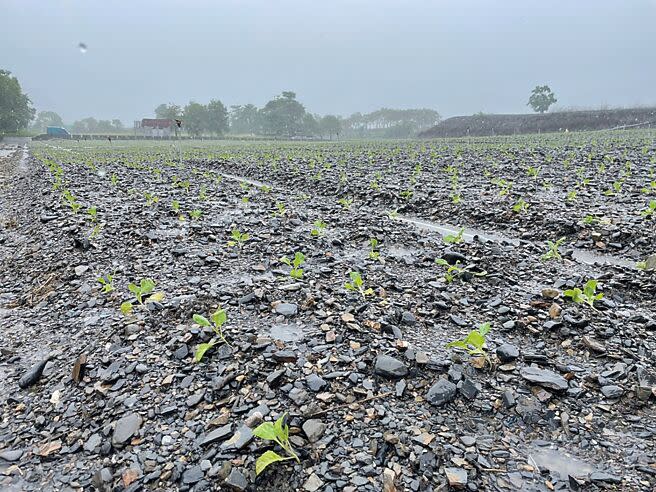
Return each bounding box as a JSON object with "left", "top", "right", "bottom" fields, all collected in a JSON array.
[
  {"left": 374, "top": 355, "right": 408, "bottom": 379},
  {"left": 426, "top": 379, "right": 457, "bottom": 406},
  {"left": 275, "top": 303, "right": 298, "bottom": 316},
  {"left": 221, "top": 425, "right": 253, "bottom": 450},
  {"left": 306, "top": 373, "right": 327, "bottom": 392},
  {"left": 590, "top": 471, "right": 622, "bottom": 483},
  {"left": 224, "top": 468, "right": 248, "bottom": 491},
  {"left": 600, "top": 385, "right": 624, "bottom": 399},
  {"left": 112, "top": 413, "right": 142, "bottom": 446},
  {"left": 445, "top": 467, "right": 468, "bottom": 488},
  {"left": 182, "top": 465, "right": 204, "bottom": 484},
  {"left": 304, "top": 473, "right": 323, "bottom": 491},
  {"left": 84, "top": 433, "right": 101, "bottom": 452},
  {"left": 201, "top": 424, "right": 232, "bottom": 446},
  {"left": 0, "top": 449, "right": 23, "bottom": 461},
  {"left": 302, "top": 419, "right": 326, "bottom": 443},
  {"left": 520, "top": 366, "right": 568, "bottom": 391}
]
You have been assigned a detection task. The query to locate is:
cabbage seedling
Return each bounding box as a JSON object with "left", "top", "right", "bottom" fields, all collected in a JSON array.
[
  {"left": 273, "top": 202, "right": 286, "bottom": 217},
  {"left": 310, "top": 220, "right": 326, "bottom": 237},
  {"left": 128, "top": 278, "right": 163, "bottom": 305},
  {"left": 97, "top": 273, "right": 115, "bottom": 293},
  {"left": 541, "top": 237, "right": 566, "bottom": 262},
  {"left": 144, "top": 192, "right": 159, "bottom": 206},
  {"left": 512, "top": 198, "right": 529, "bottom": 214},
  {"left": 369, "top": 238, "right": 380, "bottom": 260},
  {"left": 338, "top": 197, "right": 353, "bottom": 209},
  {"left": 344, "top": 272, "right": 374, "bottom": 298},
  {"left": 443, "top": 227, "right": 464, "bottom": 244},
  {"left": 171, "top": 200, "right": 180, "bottom": 212},
  {"left": 110, "top": 173, "right": 118, "bottom": 186},
  {"left": 228, "top": 229, "right": 249, "bottom": 248},
  {"left": 446, "top": 322, "right": 491, "bottom": 357},
  {"left": 193, "top": 307, "right": 229, "bottom": 362},
  {"left": 640, "top": 200, "right": 656, "bottom": 218},
  {"left": 564, "top": 279, "right": 603, "bottom": 308},
  {"left": 87, "top": 206, "right": 98, "bottom": 223},
  {"left": 280, "top": 252, "right": 305, "bottom": 279},
  {"left": 190, "top": 209, "right": 202, "bottom": 220},
  {"left": 435, "top": 259, "right": 486, "bottom": 283},
  {"left": 253, "top": 413, "right": 300, "bottom": 476}
]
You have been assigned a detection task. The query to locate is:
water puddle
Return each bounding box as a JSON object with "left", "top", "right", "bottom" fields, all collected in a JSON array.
[
  {"left": 269, "top": 324, "right": 304, "bottom": 342},
  {"left": 528, "top": 446, "right": 595, "bottom": 480},
  {"left": 219, "top": 173, "right": 271, "bottom": 189},
  {"left": 396, "top": 215, "right": 637, "bottom": 269}
]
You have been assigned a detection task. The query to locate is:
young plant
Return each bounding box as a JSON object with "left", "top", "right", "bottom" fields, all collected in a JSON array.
[
  {"left": 310, "top": 220, "right": 326, "bottom": 237},
  {"left": 190, "top": 209, "right": 202, "bottom": 220},
  {"left": 582, "top": 215, "right": 597, "bottom": 225},
  {"left": 273, "top": 202, "right": 286, "bottom": 217},
  {"left": 564, "top": 279, "right": 603, "bottom": 308},
  {"left": 435, "top": 259, "right": 486, "bottom": 283},
  {"left": 128, "top": 278, "right": 163, "bottom": 305},
  {"left": 446, "top": 322, "right": 491, "bottom": 357},
  {"left": 171, "top": 200, "right": 180, "bottom": 212},
  {"left": 512, "top": 198, "right": 529, "bottom": 214},
  {"left": 193, "top": 307, "right": 229, "bottom": 362},
  {"left": 110, "top": 173, "right": 118, "bottom": 186},
  {"left": 344, "top": 271, "right": 374, "bottom": 298},
  {"left": 368, "top": 238, "right": 380, "bottom": 260},
  {"left": 228, "top": 229, "right": 249, "bottom": 248},
  {"left": 199, "top": 185, "right": 208, "bottom": 201},
  {"left": 87, "top": 206, "right": 98, "bottom": 223},
  {"left": 443, "top": 227, "right": 465, "bottom": 244},
  {"left": 252, "top": 413, "right": 300, "bottom": 476},
  {"left": 97, "top": 273, "right": 115, "bottom": 293},
  {"left": 144, "top": 192, "right": 159, "bottom": 206},
  {"left": 280, "top": 252, "right": 305, "bottom": 279},
  {"left": 400, "top": 189, "right": 414, "bottom": 201},
  {"left": 640, "top": 200, "right": 656, "bottom": 218},
  {"left": 541, "top": 237, "right": 566, "bottom": 262},
  {"left": 338, "top": 197, "right": 353, "bottom": 209}
]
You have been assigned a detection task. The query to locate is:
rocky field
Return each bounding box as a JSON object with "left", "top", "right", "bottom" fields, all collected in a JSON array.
[{"left": 0, "top": 132, "right": 655, "bottom": 491}]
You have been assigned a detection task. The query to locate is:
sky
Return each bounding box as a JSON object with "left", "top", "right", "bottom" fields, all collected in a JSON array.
[{"left": 2, "top": 0, "right": 656, "bottom": 124}]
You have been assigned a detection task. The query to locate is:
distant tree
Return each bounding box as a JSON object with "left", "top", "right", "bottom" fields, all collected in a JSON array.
[
  {"left": 155, "top": 103, "right": 182, "bottom": 120},
  {"left": 72, "top": 117, "right": 99, "bottom": 133},
  {"left": 302, "top": 113, "right": 319, "bottom": 137},
  {"left": 183, "top": 102, "right": 208, "bottom": 137},
  {"left": 111, "top": 119, "right": 124, "bottom": 131},
  {"left": 527, "top": 85, "right": 557, "bottom": 114},
  {"left": 260, "top": 91, "right": 307, "bottom": 137},
  {"left": 319, "top": 115, "right": 341, "bottom": 140},
  {"left": 340, "top": 108, "right": 439, "bottom": 138},
  {"left": 0, "top": 69, "right": 35, "bottom": 132},
  {"left": 32, "top": 111, "right": 64, "bottom": 132},
  {"left": 206, "top": 99, "right": 229, "bottom": 136},
  {"left": 229, "top": 104, "right": 261, "bottom": 134}
]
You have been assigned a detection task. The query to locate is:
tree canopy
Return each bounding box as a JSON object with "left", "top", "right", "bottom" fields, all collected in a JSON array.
[
  {"left": 527, "top": 85, "right": 557, "bottom": 114},
  {"left": 0, "top": 69, "right": 35, "bottom": 133},
  {"left": 31, "top": 111, "right": 64, "bottom": 132},
  {"left": 155, "top": 103, "right": 182, "bottom": 120},
  {"left": 260, "top": 91, "right": 307, "bottom": 137}
]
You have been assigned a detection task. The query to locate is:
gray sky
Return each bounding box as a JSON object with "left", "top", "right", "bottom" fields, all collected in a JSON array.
[{"left": 3, "top": 0, "right": 655, "bottom": 124}]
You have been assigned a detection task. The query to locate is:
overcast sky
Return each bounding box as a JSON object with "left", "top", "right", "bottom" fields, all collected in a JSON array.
[{"left": 2, "top": 0, "right": 655, "bottom": 124}]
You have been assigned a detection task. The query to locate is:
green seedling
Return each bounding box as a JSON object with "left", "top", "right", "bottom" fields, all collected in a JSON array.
[
  {"left": 566, "top": 190, "right": 577, "bottom": 202},
  {"left": 640, "top": 200, "right": 656, "bottom": 218},
  {"left": 110, "top": 173, "right": 118, "bottom": 186},
  {"left": 87, "top": 206, "right": 98, "bottom": 223},
  {"left": 252, "top": 413, "right": 300, "bottom": 476},
  {"left": 512, "top": 198, "right": 529, "bottom": 214},
  {"left": 274, "top": 202, "right": 286, "bottom": 217},
  {"left": 368, "top": 238, "right": 380, "bottom": 260},
  {"left": 386, "top": 208, "right": 399, "bottom": 219},
  {"left": 260, "top": 185, "right": 272, "bottom": 193},
  {"left": 582, "top": 215, "right": 597, "bottom": 225},
  {"left": 172, "top": 200, "right": 180, "bottom": 212},
  {"left": 338, "top": 197, "right": 353, "bottom": 209},
  {"left": 239, "top": 181, "right": 250, "bottom": 192},
  {"left": 127, "top": 278, "right": 163, "bottom": 305},
  {"left": 564, "top": 279, "right": 603, "bottom": 308},
  {"left": 89, "top": 223, "right": 103, "bottom": 239},
  {"left": 228, "top": 229, "right": 249, "bottom": 248},
  {"left": 527, "top": 166, "right": 541, "bottom": 179},
  {"left": 190, "top": 209, "right": 202, "bottom": 220},
  {"left": 541, "top": 237, "right": 566, "bottom": 262},
  {"left": 280, "top": 252, "right": 305, "bottom": 279},
  {"left": 193, "top": 307, "right": 229, "bottom": 362},
  {"left": 310, "top": 220, "right": 326, "bottom": 237},
  {"left": 435, "top": 259, "right": 487, "bottom": 283},
  {"left": 400, "top": 189, "right": 413, "bottom": 201},
  {"left": 97, "top": 273, "right": 115, "bottom": 293},
  {"left": 443, "top": 227, "right": 465, "bottom": 244},
  {"left": 344, "top": 271, "right": 374, "bottom": 298},
  {"left": 199, "top": 185, "right": 208, "bottom": 200},
  {"left": 446, "top": 322, "right": 491, "bottom": 357},
  {"left": 144, "top": 192, "right": 159, "bottom": 206}
]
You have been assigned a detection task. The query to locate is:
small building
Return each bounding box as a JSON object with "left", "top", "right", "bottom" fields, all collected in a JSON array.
[{"left": 134, "top": 118, "right": 175, "bottom": 137}]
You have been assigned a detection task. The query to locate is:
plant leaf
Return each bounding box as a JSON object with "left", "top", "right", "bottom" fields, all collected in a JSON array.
[
  {"left": 120, "top": 301, "right": 133, "bottom": 316},
  {"left": 147, "top": 291, "right": 165, "bottom": 303},
  {"left": 256, "top": 450, "right": 286, "bottom": 476},
  {"left": 252, "top": 422, "right": 277, "bottom": 441},
  {"left": 211, "top": 309, "right": 227, "bottom": 328},
  {"left": 193, "top": 314, "right": 211, "bottom": 327},
  {"left": 194, "top": 341, "right": 215, "bottom": 362}
]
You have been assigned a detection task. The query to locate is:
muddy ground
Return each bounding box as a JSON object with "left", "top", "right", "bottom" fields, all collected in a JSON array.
[{"left": 0, "top": 134, "right": 655, "bottom": 491}]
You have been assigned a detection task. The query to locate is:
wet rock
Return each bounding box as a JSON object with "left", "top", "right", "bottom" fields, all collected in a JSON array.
[
  {"left": 496, "top": 343, "right": 519, "bottom": 363},
  {"left": 224, "top": 468, "right": 248, "bottom": 491},
  {"left": 374, "top": 355, "right": 408, "bottom": 379},
  {"left": 445, "top": 467, "right": 468, "bottom": 488},
  {"left": 93, "top": 467, "right": 113, "bottom": 491},
  {"left": 0, "top": 449, "right": 23, "bottom": 461},
  {"left": 426, "top": 379, "right": 457, "bottom": 406},
  {"left": 443, "top": 251, "right": 467, "bottom": 265},
  {"left": 590, "top": 471, "right": 622, "bottom": 483},
  {"left": 306, "top": 373, "right": 327, "bottom": 392},
  {"left": 302, "top": 419, "right": 326, "bottom": 443},
  {"left": 201, "top": 424, "right": 232, "bottom": 446},
  {"left": 275, "top": 303, "right": 298, "bottom": 316},
  {"left": 182, "top": 465, "right": 204, "bottom": 484},
  {"left": 112, "top": 413, "right": 142, "bottom": 446},
  {"left": 221, "top": 425, "right": 253, "bottom": 450},
  {"left": 520, "top": 366, "right": 568, "bottom": 391},
  {"left": 18, "top": 358, "right": 50, "bottom": 389},
  {"left": 458, "top": 378, "right": 480, "bottom": 400},
  {"left": 401, "top": 311, "right": 416, "bottom": 326},
  {"left": 600, "top": 385, "right": 624, "bottom": 399}
]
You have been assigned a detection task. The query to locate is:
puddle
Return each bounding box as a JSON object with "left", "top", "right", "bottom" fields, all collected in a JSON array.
[
  {"left": 528, "top": 446, "right": 595, "bottom": 480},
  {"left": 395, "top": 216, "right": 520, "bottom": 245},
  {"left": 396, "top": 215, "right": 637, "bottom": 269},
  {"left": 219, "top": 173, "right": 271, "bottom": 189},
  {"left": 269, "top": 324, "right": 304, "bottom": 342}
]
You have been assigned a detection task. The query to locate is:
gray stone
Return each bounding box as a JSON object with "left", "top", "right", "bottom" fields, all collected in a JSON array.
[
  {"left": 445, "top": 467, "right": 468, "bottom": 488},
  {"left": 182, "top": 465, "right": 204, "bottom": 484},
  {"left": 84, "top": 433, "right": 102, "bottom": 452},
  {"left": 520, "top": 366, "right": 568, "bottom": 391},
  {"left": 275, "top": 303, "right": 298, "bottom": 316},
  {"left": 600, "top": 385, "right": 624, "bottom": 399},
  {"left": 374, "top": 355, "right": 408, "bottom": 379},
  {"left": 221, "top": 425, "right": 253, "bottom": 450},
  {"left": 112, "top": 413, "right": 142, "bottom": 446},
  {"left": 426, "top": 379, "right": 457, "bottom": 406},
  {"left": 304, "top": 473, "right": 324, "bottom": 491},
  {"left": 302, "top": 419, "right": 326, "bottom": 443},
  {"left": 224, "top": 468, "right": 248, "bottom": 491},
  {"left": 590, "top": 471, "right": 622, "bottom": 483},
  {"left": 0, "top": 449, "right": 23, "bottom": 461},
  {"left": 306, "top": 373, "right": 327, "bottom": 392},
  {"left": 496, "top": 343, "right": 519, "bottom": 363},
  {"left": 201, "top": 424, "right": 232, "bottom": 446}
]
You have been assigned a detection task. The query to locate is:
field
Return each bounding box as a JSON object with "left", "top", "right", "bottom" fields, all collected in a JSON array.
[{"left": 1, "top": 132, "right": 655, "bottom": 491}]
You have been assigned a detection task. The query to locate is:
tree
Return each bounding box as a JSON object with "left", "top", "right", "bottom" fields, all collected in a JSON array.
[
  {"left": 32, "top": 111, "right": 64, "bottom": 132},
  {"left": 0, "top": 70, "right": 35, "bottom": 132},
  {"left": 319, "top": 115, "right": 341, "bottom": 140},
  {"left": 206, "top": 99, "right": 229, "bottom": 136},
  {"left": 72, "top": 117, "right": 99, "bottom": 133},
  {"left": 155, "top": 103, "right": 182, "bottom": 119},
  {"left": 183, "top": 102, "right": 208, "bottom": 137},
  {"left": 260, "top": 91, "right": 307, "bottom": 137},
  {"left": 229, "top": 104, "right": 261, "bottom": 134},
  {"left": 302, "top": 113, "right": 319, "bottom": 137},
  {"left": 111, "top": 119, "right": 124, "bottom": 131},
  {"left": 527, "top": 85, "right": 557, "bottom": 114}
]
